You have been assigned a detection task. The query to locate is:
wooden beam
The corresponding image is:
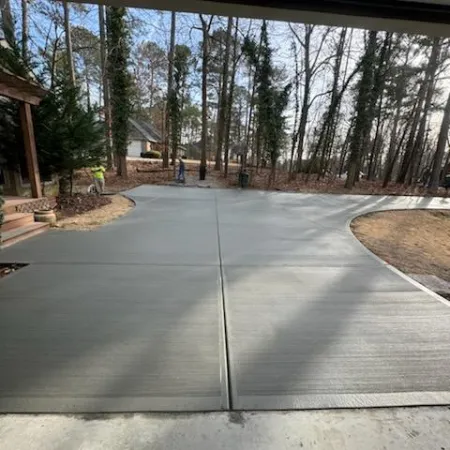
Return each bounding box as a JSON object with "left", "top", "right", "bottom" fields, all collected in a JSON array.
[
  {"left": 19, "top": 102, "right": 42, "bottom": 198},
  {"left": 0, "top": 82, "right": 42, "bottom": 105}
]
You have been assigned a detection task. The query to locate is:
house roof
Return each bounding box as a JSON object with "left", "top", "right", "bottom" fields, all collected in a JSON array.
[{"left": 129, "top": 118, "right": 163, "bottom": 143}]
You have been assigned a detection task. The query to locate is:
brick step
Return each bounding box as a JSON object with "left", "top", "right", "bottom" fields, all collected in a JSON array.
[
  {"left": 1, "top": 213, "right": 35, "bottom": 232},
  {"left": 1, "top": 222, "right": 49, "bottom": 248},
  {"left": 3, "top": 204, "right": 17, "bottom": 215}
]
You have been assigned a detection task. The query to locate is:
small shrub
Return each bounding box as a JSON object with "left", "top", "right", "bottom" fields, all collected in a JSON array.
[{"left": 141, "top": 150, "right": 162, "bottom": 159}]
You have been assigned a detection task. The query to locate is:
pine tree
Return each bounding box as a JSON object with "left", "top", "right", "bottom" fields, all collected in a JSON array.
[{"left": 34, "top": 76, "right": 105, "bottom": 195}]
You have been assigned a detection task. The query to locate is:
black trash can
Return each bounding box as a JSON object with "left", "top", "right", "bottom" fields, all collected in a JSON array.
[
  {"left": 239, "top": 171, "right": 249, "bottom": 188},
  {"left": 199, "top": 164, "right": 207, "bottom": 181}
]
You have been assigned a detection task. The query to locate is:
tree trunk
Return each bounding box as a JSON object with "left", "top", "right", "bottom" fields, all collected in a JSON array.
[
  {"left": 382, "top": 102, "right": 401, "bottom": 186},
  {"left": 345, "top": 31, "right": 378, "bottom": 189},
  {"left": 224, "top": 18, "right": 239, "bottom": 178},
  {"left": 407, "top": 77, "right": 436, "bottom": 185},
  {"left": 317, "top": 28, "right": 347, "bottom": 179},
  {"left": 165, "top": 12, "right": 176, "bottom": 168},
  {"left": 99, "top": 5, "right": 113, "bottom": 169},
  {"left": 199, "top": 15, "right": 211, "bottom": 179},
  {"left": 21, "top": 0, "right": 28, "bottom": 62},
  {"left": 383, "top": 115, "right": 413, "bottom": 188},
  {"left": 295, "top": 29, "right": 311, "bottom": 173},
  {"left": 63, "top": 0, "right": 76, "bottom": 87},
  {"left": 0, "top": 0, "right": 15, "bottom": 47},
  {"left": 397, "top": 37, "right": 440, "bottom": 184},
  {"left": 215, "top": 17, "right": 233, "bottom": 171},
  {"left": 429, "top": 92, "right": 450, "bottom": 192}
]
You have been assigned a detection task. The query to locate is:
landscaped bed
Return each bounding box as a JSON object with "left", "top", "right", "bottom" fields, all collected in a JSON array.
[
  {"left": 56, "top": 194, "right": 112, "bottom": 218},
  {"left": 351, "top": 209, "right": 450, "bottom": 298},
  {"left": 55, "top": 194, "right": 134, "bottom": 231}
]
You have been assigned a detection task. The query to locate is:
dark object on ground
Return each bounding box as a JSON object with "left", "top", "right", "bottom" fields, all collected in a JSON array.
[
  {"left": 199, "top": 164, "right": 206, "bottom": 180},
  {"left": 238, "top": 171, "right": 249, "bottom": 188},
  {"left": 0, "top": 263, "right": 27, "bottom": 279},
  {"left": 55, "top": 194, "right": 111, "bottom": 218},
  {"left": 141, "top": 151, "right": 161, "bottom": 159}
]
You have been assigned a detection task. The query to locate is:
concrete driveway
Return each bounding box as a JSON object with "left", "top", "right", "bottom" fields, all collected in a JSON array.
[{"left": 1, "top": 186, "right": 450, "bottom": 412}]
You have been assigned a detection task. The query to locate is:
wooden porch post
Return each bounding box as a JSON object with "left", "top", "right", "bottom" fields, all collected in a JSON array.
[{"left": 19, "top": 102, "right": 42, "bottom": 198}]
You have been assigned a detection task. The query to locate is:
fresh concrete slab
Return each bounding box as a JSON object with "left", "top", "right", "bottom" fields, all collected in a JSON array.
[
  {"left": 224, "top": 266, "right": 450, "bottom": 409},
  {"left": 0, "top": 264, "right": 227, "bottom": 412},
  {"left": 1, "top": 186, "right": 450, "bottom": 414},
  {"left": 1, "top": 408, "right": 450, "bottom": 450}
]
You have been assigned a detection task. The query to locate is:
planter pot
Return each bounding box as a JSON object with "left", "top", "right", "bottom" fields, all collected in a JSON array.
[{"left": 34, "top": 209, "right": 57, "bottom": 224}]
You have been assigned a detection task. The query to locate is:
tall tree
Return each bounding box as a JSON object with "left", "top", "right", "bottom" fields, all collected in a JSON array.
[
  {"left": 164, "top": 11, "right": 176, "bottom": 168},
  {"left": 0, "top": 0, "right": 14, "bottom": 47},
  {"left": 199, "top": 14, "right": 214, "bottom": 180},
  {"left": 107, "top": 6, "right": 131, "bottom": 178},
  {"left": 62, "top": 0, "right": 76, "bottom": 87},
  {"left": 397, "top": 37, "right": 441, "bottom": 184},
  {"left": 98, "top": 4, "right": 113, "bottom": 168},
  {"left": 169, "top": 44, "right": 191, "bottom": 169},
  {"left": 224, "top": 17, "right": 240, "bottom": 177},
  {"left": 345, "top": 30, "right": 378, "bottom": 189},
  {"left": 214, "top": 16, "right": 233, "bottom": 170},
  {"left": 289, "top": 23, "right": 331, "bottom": 173},
  {"left": 21, "top": 0, "right": 28, "bottom": 62},
  {"left": 429, "top": 91, "right": 450, "bottom": 193}
]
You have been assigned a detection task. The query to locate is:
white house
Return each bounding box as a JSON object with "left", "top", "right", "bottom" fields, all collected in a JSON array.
[{"left": 127, "top": 118, "right": 163, "bottom": 157}]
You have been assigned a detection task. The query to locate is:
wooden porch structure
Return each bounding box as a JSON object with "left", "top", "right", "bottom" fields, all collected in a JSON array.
[{"left": 0, "top": 68, "right": 47, "bottom": 198}]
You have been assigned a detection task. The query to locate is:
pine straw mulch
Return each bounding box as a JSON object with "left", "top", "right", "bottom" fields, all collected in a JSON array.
[
  {"left": 55, "top": 194, "right": 134, "bottom": 231},
  {"left": 73, "top": 161, "right": 448, "bottom": 197},
  {"left": 351, "top": 210, "right": 450, "bottom": 283},
  {"left": 55, "top": 194, "right": 112, "bottom": 218}
]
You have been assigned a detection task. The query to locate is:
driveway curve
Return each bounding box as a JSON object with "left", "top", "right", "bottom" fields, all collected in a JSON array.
[{"left": 0, "top": 186, "right": 450, "bottom": 412}]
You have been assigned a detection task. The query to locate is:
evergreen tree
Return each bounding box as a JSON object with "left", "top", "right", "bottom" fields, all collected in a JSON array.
[
  {"left": 253, "top": 21, "right": 291, "bottom": 182},
  {"left": 34, "top": 76, "right": 105, "bottom": 195},
  {"left": 107, "top": 6, "right": 131, "bottom": 178}
]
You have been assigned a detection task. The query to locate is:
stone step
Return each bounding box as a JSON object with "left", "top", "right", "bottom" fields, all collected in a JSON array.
[
  {"left": 1, "top": 222, "right": 49, "bottom": 248},
  {"left": 1, "top": 213, "right": 35, "bottom": 232}
]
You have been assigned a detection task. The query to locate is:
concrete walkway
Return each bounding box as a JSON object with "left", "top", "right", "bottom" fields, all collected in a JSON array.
[
  {"left": 1, "top": 187, "right": 450, "bottom": 414},
  {"left": 1, "top": 408, "right": 450, "bottom": 450}
]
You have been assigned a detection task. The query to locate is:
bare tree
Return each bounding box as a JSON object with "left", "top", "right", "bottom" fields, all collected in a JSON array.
[
  {"left": 289, "top": 23, "right": 331, "bottom": 173},
  {"left": 224, "top": 18, "right": 240, "bottom": 178},
  {"left": 199, "top": 14, "right": 214, "bottom": 180},
  {"left": 397, "top": 37, "right": 441, "bottom": 184},
  {"left": 214, "top": 16, "right": 233, "bottom": 171},
  {"left": 429, "top": 91, "right": 450, "bottom": 192}
]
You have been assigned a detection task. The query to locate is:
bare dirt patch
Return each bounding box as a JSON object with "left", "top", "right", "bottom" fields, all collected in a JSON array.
[
  {"left": 351, "top": 210, "right": 450, "bottom": 283},
  {"left": 55, "top": 195, "right": 134, "bottom": 231}
]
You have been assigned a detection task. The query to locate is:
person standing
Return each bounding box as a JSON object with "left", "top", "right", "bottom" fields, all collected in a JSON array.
[{"left": 177, "top": 157, "right": 185, "bottom": 183}]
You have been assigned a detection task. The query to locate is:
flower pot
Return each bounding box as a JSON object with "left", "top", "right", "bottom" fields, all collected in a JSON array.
[{"left": 34, "top": 209, "right": 57, "bottom": 224}]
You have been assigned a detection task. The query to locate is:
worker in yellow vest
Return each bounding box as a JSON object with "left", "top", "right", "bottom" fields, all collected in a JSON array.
[{"left": 90, "top": 164, "right": 106, "bottom": 194}]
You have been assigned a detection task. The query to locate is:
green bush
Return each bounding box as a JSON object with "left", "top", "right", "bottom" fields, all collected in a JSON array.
[{"left": 141, "top": 150, "right": 161, "bottom": 159}]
